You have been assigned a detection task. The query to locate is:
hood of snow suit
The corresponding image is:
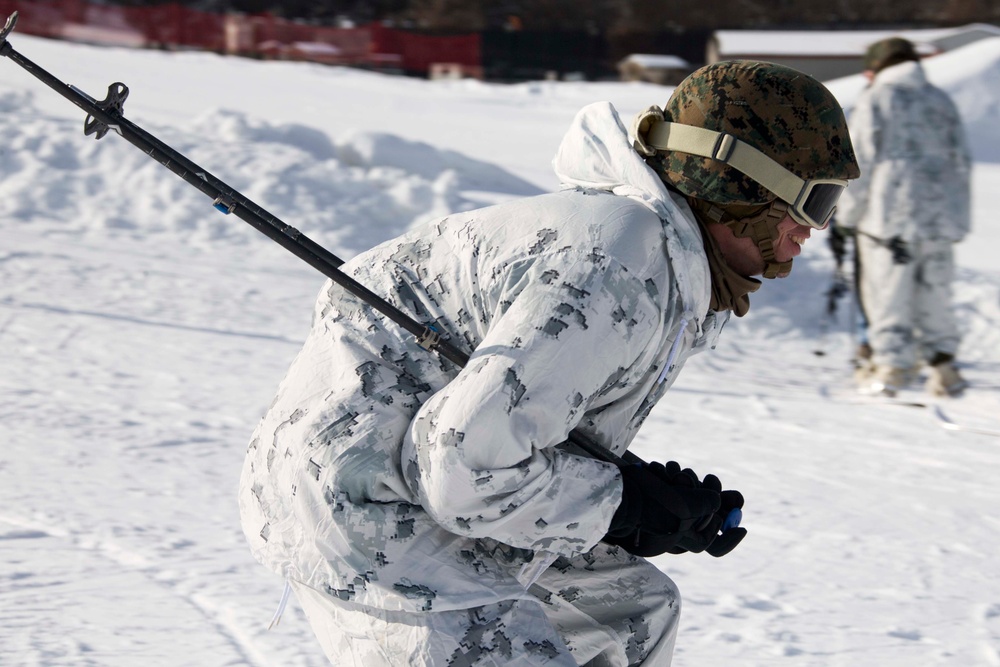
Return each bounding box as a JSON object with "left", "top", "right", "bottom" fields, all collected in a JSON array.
[{"left": 552, "top": 101, "right": 712, "bottom": 323}]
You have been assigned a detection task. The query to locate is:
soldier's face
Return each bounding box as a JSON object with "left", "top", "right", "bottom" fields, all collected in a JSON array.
[
  {"left": 772, "top": 215, "right": 813, "bottom": 265},
  {"left": 751, "top": 214, "right": 813, "bottom": 278}
]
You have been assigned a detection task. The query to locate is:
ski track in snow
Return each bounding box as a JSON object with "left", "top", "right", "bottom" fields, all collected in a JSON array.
[
  {"left": 1, "top": 226, "right": 329, "bottom": 666},
  {"left": 641, "top": 348, "right": 1000, "bottom": 665},
  {"left": 0, "top": 514, "right": 271, "bottom": 667},
  {"left": 2, "top": 32, "right": 1000, "bottom": 667}
]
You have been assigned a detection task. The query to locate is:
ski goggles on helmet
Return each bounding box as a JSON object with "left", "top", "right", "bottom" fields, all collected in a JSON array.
[{"left": 643, "top": 121, "right": 848, "bottom": 229}]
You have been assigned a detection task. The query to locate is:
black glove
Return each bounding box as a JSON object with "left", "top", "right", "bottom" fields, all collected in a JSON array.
[
  {"left": 603, "top": 461, "right": 746, "bottom": 558},
  {"left": 698, "top": 471, "right": 747, "bottom": 558},
  {"left": 886, "top": 235, "right": 912, "bottom": 265},
  {"left": 649, "top": 461, "right": 747, "bottom": 557}
]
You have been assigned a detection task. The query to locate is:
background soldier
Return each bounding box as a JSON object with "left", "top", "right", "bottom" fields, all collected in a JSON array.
[{"left": 838, "top": 37, "right": 972, "bottom": 397}]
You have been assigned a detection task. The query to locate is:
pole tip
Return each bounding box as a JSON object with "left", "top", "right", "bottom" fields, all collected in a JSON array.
[{"left": 1, "top": 12, "right": 18, "bottom": 46}]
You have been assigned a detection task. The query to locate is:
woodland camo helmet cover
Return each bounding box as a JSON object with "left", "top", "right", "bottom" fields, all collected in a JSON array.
[{"left": 647, "top": 60, "right": 861, "bottom": 207}]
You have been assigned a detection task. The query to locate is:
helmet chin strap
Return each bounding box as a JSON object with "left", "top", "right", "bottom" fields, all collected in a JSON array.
[{"left": 689, "top": 199, "right": 793, "bottom": 279}]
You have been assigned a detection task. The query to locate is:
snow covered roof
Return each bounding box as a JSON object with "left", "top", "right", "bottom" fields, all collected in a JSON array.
[
  {"left": 290, "top": 42, "right": 342, "bottom": 55},
  {"left": 713, "top": 23, "right": 1000, "bottom": 57},
  {"left": 619, "top": 53, "right": 690, "bottom": 69},
  {"left": 59, "top": 23, "right": 145, "bottom": 48}
]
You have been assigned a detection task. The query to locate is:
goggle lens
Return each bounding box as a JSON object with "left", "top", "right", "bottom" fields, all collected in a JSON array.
[{"left": 797, "top": 182, "right": 846, "bottom": 229}]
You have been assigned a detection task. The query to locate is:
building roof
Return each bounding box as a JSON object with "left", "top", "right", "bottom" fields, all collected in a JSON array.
[
  {"left": 619, "top": 53, "right": 690, "bottom": 69},
  {"left": 713, "top": 23, "right": 1000, "bottom": 57}
]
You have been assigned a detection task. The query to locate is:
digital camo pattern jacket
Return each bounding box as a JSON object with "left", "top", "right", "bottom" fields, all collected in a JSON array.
[
  {"left": 837, "top": 60, "right": 971, "bottom": 243},
  {"left": 239, "top": 102, "right": 723, "bottom": 614}
]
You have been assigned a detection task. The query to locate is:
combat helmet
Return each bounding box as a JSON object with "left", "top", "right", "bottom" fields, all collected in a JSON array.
[
  {"left": 635, "top": 60, "right": 860, "bottom": 278},
  {"left": 864, "top": 37, "right": 920, "bottom": 74}
]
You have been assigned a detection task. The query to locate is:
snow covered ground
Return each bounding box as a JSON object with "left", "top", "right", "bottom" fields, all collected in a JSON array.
[{"left": 1, "top": 29, "right": 999, "bottom": 667}]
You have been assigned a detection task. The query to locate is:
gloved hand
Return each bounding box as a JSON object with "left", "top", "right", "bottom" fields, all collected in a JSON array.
[
  {"left": 886, "top": 235, "right": 912, "bottom": 265},
  {"left": 647, "top": 461, "right": 747, "bottom": 557},
  {"left": 603, "top": 461, "right": 746, "bottom": 558},
  {"left": 694, "top": 469, "right": 747, "bottom": 558},
  {"left": 630, "top": 105, "right": 665, "bottom": 157}
]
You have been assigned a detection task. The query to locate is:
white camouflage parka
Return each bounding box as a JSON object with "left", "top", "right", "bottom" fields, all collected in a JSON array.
[
  {"left": 238, "top": 102, "right": 725, "bottom": 614},
  {"left": 837, "top": 60, "right": 971, "bottom": 242}
]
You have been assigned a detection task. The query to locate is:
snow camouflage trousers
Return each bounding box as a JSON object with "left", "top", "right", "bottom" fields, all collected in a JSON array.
[
  {"left": 858, "top": 236, "right": 961, "bottom": 369},
  {"left": 291, "top": 543, "right": 680, "bottom": 667}
]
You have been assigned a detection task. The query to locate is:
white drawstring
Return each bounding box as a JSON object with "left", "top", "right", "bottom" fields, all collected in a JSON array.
[
  {"left": 657, "top": 316, "right": 690, "bottom": 385},
  {"left": 267, "top": 580, "right": 293, "bottom": 630}
]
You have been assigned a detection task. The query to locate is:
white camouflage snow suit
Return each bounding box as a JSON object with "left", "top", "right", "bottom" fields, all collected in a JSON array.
[
  {"left": 837, "top": 60, "right": 971, "bottom": 370},
  {"left": 239, "top": 102, "right": 725, "bottom": 666}
]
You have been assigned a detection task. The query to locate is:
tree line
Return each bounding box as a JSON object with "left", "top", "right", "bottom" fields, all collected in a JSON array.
[{"left": 112, "top": 0, "right": 1000, "bottom": 32}]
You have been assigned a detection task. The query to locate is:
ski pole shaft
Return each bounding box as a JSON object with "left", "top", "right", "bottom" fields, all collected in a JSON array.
[{"left": 0, "top": 12, "right": 634, "bottom": 468}]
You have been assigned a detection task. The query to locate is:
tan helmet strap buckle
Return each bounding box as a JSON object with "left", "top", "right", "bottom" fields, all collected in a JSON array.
[{"left": 730, "top": 200, "right": 793, "bottom": 279}]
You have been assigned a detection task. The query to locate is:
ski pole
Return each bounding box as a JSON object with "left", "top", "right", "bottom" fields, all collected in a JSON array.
[
  {"left": 812, "top": 267, "right": 848, "bottom": 357},
  {"left": 814, "top": 221, "right": 850, "bottom": 356},
  {"left": 0, "top": 12, "right": 747, "bottom": 539},
  {"left": 0, "top": 11, "right": 641, "bottom": 470}
]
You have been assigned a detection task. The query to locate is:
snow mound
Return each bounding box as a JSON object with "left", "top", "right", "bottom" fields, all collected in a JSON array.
[
  {"left": 930, "top": 37, "right": 1000, "bottom": 162},
  {"left": 827, "top": 37, "right": 1000, "bottom": 162},
  {"left": 334, "top": 129, "right": 543, "bottom": 196},
  {"left": 0, "top": 102, "right": 540, "bottom": 259}
]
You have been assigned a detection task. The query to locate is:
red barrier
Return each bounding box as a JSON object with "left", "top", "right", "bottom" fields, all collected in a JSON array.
[
  {"left": 0, "top": 1, "right": 68, "bottom": 40},
  {"left": 371, "top": 24, "right": 480, "bottom": 74},
  {"left": 0, "top": 1, "right": 480, "bottom": 75}
]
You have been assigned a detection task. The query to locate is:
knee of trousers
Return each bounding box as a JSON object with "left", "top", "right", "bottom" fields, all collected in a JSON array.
[
  {"left": 641, "top": 568, "right": 682, "bottom": 640},
  {"left": 619, "top": 569, "right": 681, "bottom": 666}
]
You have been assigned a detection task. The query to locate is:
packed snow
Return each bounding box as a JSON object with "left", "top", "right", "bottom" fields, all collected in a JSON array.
[{"left": 2, "top": 29, "right": 1000, "bottom": 667}]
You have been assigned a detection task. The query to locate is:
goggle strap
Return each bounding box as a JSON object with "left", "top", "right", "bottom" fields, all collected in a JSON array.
[{"left": 644, "top": 121, "right": 805, "bottom": 207}]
